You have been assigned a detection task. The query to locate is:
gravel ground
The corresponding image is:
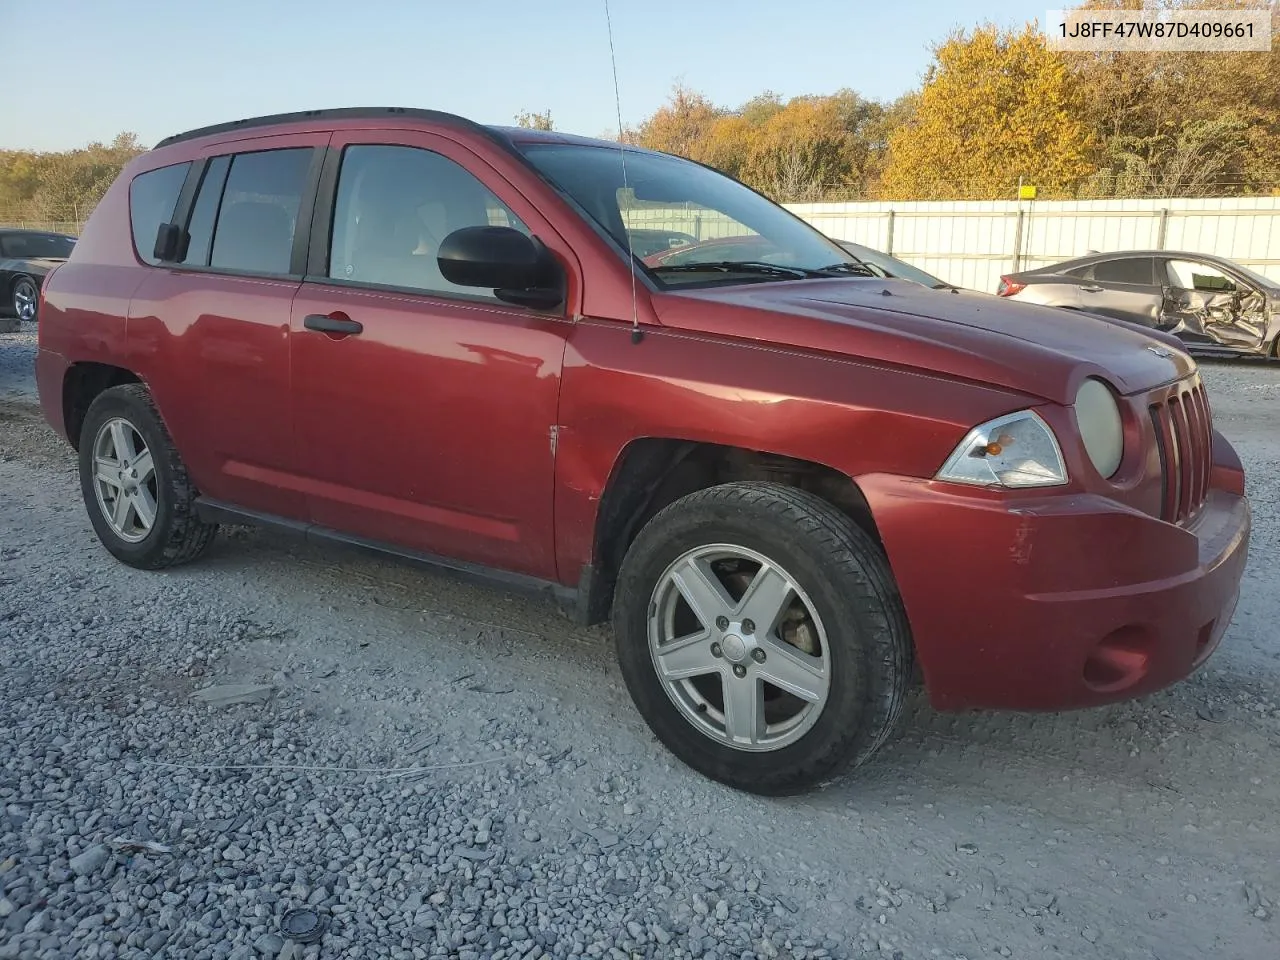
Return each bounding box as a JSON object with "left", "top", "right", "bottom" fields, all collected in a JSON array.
[{"left": 2, "top": 320, "right": 1279, "bottom": 960}]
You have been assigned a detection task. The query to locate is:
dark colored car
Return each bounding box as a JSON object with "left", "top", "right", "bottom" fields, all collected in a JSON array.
[
  {"left": 998, "top": 250, "right": 1280, "bottom": 358},
  {"left": 0, "top": 229, "right": 76, "bottom": 323},
  {"left": 35, "top": 107, "right": 1250, "bottom": 794},
  {"left": 834, "top": 239, "right": 953, "bottom": 289}
]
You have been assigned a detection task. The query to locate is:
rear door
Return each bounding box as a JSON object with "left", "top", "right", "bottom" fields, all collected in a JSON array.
[
  {"left": 127, "top": 133, "right": 328, "bottom": 519},
  {"left": 1075, "top": 256, "right": 1162, "bottom": 328},
  {"left": 288, "top": 130, "right": 576, "bottom": 580},
  {"left": 1159, "top": 256, "right": 1268, "bottom": 351}
]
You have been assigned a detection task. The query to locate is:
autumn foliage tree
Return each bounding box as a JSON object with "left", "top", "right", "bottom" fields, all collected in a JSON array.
[
  {"left": 1068, "top": 0, "right": 1280, "bottom": 196},
  {"left": 629, "top": 1, "right": 1276, "bottom": 201},
  {"left": 514, "top": 109, "right": 554, "bottom": 131},
  {"left": 634, "top": 84, "right": 906, "bottom": 201},
  {"left": 878, "top": 24, "right": 1096, "bottom": 199},
  {"left": 0, "top": 133, "right": 146, "bottom": 224}
]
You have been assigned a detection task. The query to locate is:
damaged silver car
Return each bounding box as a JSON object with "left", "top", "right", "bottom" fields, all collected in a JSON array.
[{"left": 997, "top": 250, "right": 1280, "bottom": 359}]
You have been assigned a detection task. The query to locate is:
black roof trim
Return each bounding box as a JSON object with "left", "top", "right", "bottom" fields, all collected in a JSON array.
[{"left": 154, "top": 106, "right": 491, "bottom": 149}]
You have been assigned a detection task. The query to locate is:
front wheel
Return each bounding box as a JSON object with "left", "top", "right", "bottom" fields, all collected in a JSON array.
[
  {"left": 12, "top": 276, "right": 38, "bottom": 322},
  {"left": 612, "top": 481, "right": 912, "bottom": 794},
  {"left": 78, "top": 383, "right": 218, "bottom": 569}
]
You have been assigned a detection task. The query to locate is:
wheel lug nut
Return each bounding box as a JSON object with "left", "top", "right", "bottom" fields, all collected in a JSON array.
[
  {"left": 742, "top": 619, "right": 756, "bottom": 634},
  {"left": 715, "top": 616, "right": 729, "bottom": 630},
  {"left": 733, "top": 665, "right": 747, "bottom": 678},
  {"left": 710, "top": 642, "right": 722, "bottom": 658},
  {"left": 751, "top": 648, "right": 766, "bottom": 663}
]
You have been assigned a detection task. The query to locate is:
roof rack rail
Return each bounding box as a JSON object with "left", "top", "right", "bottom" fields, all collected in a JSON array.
[{"left": 154, "top": 106, "right": 484, "bottom": 149}]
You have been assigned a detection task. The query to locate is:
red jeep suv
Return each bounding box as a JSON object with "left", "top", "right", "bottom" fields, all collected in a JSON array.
[{"left": 35, "top": 108, "right": 1250, "bottom": 793}]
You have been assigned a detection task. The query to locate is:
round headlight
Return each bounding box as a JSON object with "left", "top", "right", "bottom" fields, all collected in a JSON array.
[{"left": 1075, "top": 378, "right": 1124, "bottom": 478}]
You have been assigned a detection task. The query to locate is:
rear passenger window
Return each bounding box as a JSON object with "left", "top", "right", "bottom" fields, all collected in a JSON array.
[
  {"left": 129, "top": 162, "right": 191, "bottom": 265},
  {"left": 182, "top": 155, "right": 230, "bottom": 266},
  {"left": 1093, "top": 257, "right": 1154, "bottom": 285},
  {"left": 209, "top": 148, "right": 312, "bottom": 275}
]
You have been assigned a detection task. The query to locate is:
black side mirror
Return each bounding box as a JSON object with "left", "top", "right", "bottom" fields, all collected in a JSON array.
[
  {"left": 153, "top": 222, "right": 187, "bottom": 262},
  {"left": 437, "top": 226, "right": 562, "bottom": 309}
]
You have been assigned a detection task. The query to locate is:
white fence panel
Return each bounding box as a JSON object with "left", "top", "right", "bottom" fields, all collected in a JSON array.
[{"left": 786, "top": 197, "right": 1280, "bottom": 292}]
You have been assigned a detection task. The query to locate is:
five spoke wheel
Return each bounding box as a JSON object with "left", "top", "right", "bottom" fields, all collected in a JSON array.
[{"left": 649, "top": 544, "right": 830, "bottom": 752}]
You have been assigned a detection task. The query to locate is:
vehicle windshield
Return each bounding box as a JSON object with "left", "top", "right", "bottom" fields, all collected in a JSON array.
[
  {"left": 517, "top": 143, "right": 864, "bottom": 287},
  {"left": 1223, "top": 260, "right": 1280, "bottom": 292},
  {"left": 1, "top": 233, "right": 75, "bottom": 259},
  {"left": 838, "top": 241, "right": 950, "bottom": 289}
]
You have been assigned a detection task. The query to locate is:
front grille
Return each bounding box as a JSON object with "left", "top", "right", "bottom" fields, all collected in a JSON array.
[{"left": 1149, "top": 378, "right": 1212, "bottom": 524}]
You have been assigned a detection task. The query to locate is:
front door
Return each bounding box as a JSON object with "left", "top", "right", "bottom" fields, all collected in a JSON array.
[
  {"left": 288, "top": 131, "right": 576, "bottom": 581},
  {"left": 1159, "top": 257, "right": 1268, "bottom": 352}
]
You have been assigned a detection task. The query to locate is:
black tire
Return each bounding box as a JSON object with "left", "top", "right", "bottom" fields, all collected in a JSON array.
[
  {"left": 78, "top": 383, "right": 217, "bottom": 569},
  {"left": 612, "top": 481, "right": 911, "bottom": 795}
]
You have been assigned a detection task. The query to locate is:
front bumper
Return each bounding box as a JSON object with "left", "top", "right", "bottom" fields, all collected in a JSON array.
[{"left": 861, "top": 442, "right": 1250, "bottom": 712}]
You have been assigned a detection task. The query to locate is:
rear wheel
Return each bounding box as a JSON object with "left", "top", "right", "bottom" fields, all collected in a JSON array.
[
  {"left": 78, "top": 384, "right": 218, "bottom": 569},
  {"left": 612, "top": 481, "right": 911, "bottom": 794}
]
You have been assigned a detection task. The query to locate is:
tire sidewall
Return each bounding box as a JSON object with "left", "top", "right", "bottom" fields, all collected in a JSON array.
[
  {"left": 614, "top": 495, "right": 886, "bottom": 793},
  {"left": 78, "top": 389, "right": 180, "bottom": 565}
]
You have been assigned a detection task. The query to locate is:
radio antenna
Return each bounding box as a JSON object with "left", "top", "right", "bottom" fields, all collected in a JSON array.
[{"left": 603, "top": 0, "right": 642, "bottom": 344}]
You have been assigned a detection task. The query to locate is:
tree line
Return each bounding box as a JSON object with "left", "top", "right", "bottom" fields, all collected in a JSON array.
[
  {"left": 0, "top": 133, "right": 146, "bottom": 225},
  {"left": 3, "top": 0, "right": 1276, "bottom": 226},
  {"left": 620, "top": 0, "right": 1279, "bottom": 201}
]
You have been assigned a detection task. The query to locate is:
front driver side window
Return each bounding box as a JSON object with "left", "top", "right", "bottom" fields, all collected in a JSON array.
[
  {"left": 328, "top": 144, "right": 530, "bottom": 300},
  {"left": 1166, "top": 259, "right": 1238, "bottom": 294}
]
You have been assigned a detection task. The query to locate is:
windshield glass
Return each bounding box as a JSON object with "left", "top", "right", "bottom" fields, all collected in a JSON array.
[
  {"left": 838, "top": 241, "right": 949, "bottom": 288},
  {"left": 518, "top": 143, "right": 862, "bottom": 287},
  {"left": 1225, "top": 260, "right": 1280, "bottom": 291},
  {"left": 1, "top": 233, "right": 75, "bottom": 259}
]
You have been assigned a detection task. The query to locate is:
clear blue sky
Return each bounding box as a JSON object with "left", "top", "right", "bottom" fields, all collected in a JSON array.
[{"left": 7, "top": 0, "right": 1050, "bottom": 152}]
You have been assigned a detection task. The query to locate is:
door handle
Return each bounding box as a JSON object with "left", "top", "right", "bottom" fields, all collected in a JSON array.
[
  {"left": 304, "top": 314, "right": 363, "bottom": 335},
  {"left": 1080, "top": 285, "right": 1103, "bottom": 293}
]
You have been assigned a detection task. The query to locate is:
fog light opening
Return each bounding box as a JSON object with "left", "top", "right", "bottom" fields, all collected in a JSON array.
[{"left": 1083, "top": 625, "right": 1153, "bottom": 693}]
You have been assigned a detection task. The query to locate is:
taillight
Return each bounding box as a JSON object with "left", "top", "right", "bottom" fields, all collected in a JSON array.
[{"left": 997, "top": 276, "right": 1026, "bottom": 297}]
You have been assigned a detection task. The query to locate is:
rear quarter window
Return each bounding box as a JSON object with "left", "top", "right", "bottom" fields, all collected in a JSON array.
[{"left": 129, "top": 162, "right": 191, "bottom": 265}]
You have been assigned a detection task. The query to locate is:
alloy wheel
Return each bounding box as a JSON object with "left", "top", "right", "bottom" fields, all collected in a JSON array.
[
  {"left": 647, "top": 543, "right": 831, "bottom": 752},
  {"left": 91, "top": 417, "right": 158, "bottom": 543},
  {"left": 13, "top": 278, "right": 38, "bottom": 322}
]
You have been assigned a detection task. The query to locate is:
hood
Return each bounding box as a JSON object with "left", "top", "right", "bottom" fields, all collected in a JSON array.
[{"left": 653, "top": 278, "right": 1195, "bottom": 405}]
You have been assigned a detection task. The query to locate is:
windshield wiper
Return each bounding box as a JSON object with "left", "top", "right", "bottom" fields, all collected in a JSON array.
[
  {"left": 649, "top": 260, "right": 822, "bottom": 280},
  {"left": 812, "top": 262, "right": 880, "bottom": 278}
]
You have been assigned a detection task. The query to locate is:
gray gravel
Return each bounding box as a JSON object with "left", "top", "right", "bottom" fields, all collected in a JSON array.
[
  {"left": 2, "top": 331, "right": 1280, "bottom": 960},
  {"left": 0, "top": 589, "right": 851, "bottom": 960},
  {"left": 0, "top": 319, "right": 36, "bottom": 402}
]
